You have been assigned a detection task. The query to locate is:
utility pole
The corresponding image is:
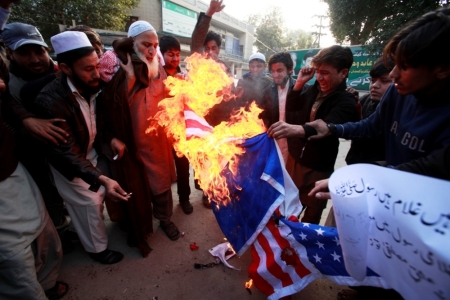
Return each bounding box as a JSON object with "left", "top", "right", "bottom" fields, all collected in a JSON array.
[{"left": 311, "top": 15, "right": 327, "bottom": 48}]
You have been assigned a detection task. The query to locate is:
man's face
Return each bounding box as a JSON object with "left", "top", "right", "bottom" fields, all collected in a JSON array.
[
  {"left": 163, "top": 48, "right": 180, "bottom": 70},
  {"left": 389, "top": 64, "right": 442, "bottom": 95},
  {"left": 8, "top": 44, "right": 51, "bottom": 75},
  {"left": 270, "top": 62, "right": 291, "bottom": 86},
  {"left": 133, "top": 30, "right": 158, "bottom": 63},
  {"left": 249, "top": 60, "right": 266, "bottom": 77},
  {"left": 315, "top": 63, "right": 348, "bottom": 95},
  {"left": 69, "top": 51, "right": 101, "bottom": 94},
  {"left": 369, "top": 74, "right": 392, "bottom": 101},
  {"left": 204, "top": 40, "right": 220, "bottom": 61}
]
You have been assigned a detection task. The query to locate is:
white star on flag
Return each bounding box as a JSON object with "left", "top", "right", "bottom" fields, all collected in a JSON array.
[
  {"left": 333, "top": 236, "right": 340, "bottom": 246},
  {"left": 315, "top": 228, "right": 325, "bottom": 236},
  {"left": 302, "top": 223, "right": 310, "bottom": 228},
  {"left": 313, "top": 253, "right": 322, "bottom": 263},
  {"left": 299, "top": 232, "right": 307, "bottom": 240},
  {"left": 331, "top": 251, "right": 341, "bottom": 262},
  {"left": 316, "top": 241, "right": 325, "bottom": 249}
]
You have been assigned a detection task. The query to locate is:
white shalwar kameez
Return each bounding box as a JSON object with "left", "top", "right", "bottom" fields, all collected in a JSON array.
[{"left": 50, "top": 78, "right": 107, "bottom": 253}]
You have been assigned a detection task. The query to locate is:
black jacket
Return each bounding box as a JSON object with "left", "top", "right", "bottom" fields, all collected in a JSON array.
[
  {"left": 396, "top": 143, "right": 450, "bottom": 181},
  {"left": 345, "top": 93, "right": 385, "bottom": 165},
  {"left": 33, "top": 75, "right": 111, "bottom": 185},
  {"left": 286, "top": 80, "right": 359, "bottom": 172},
  {"left": 261, "top": 76, "right": 297, "bottom": 128}
]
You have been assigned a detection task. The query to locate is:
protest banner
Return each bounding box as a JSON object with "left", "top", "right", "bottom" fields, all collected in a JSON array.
[{"left": 329, "top": 164, "right": 450, "bottom": 300}]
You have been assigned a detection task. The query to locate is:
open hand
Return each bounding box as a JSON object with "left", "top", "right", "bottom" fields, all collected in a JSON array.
[
  {"left": 206, "top": 0, "right": 225, "bottom": 16},
  {"left": 22, "top": 117, "right": 68, "bottom": 146},
  {"left": 267, "top": 121, "right": 303, "bottom": 139}
]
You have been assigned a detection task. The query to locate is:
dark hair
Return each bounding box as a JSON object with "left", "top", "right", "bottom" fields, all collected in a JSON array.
[
  {"left": 268, "top": 52, "right": 294, "bottom": 72},
  {"left": 370, "top": 57, "right": 394, "bottom": 78},
  {"left": 311, "top": 45, "right": 353, "bottom": 72},
  {"left": 68, "top": 25, "right": 103, "bottom": 50},
  {"left": 204, "top": 31, "right": 221, "bottom": 47},
  {"left": 303, "top": 51, "right": 315, "bottom": 61},
  {"left": 384, "top": 7, "right": 450, "bottom": 69},
  {"left": 159, "top": 35, "right": 180, "bottom": 54},
  {"left": 57, "top": 46, "right": 95, "bottom": 67}
]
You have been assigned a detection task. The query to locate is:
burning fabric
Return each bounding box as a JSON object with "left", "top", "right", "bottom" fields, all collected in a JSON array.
[
  {"left": 147, "top": 53, "right": 266, "bottom": 205},
  {"left": 148, "top": 54, "right": 386, "bottom": 299}
]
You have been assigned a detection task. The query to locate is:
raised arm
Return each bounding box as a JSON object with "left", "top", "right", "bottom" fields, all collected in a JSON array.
[{"left": 190, "top": 0, "right": 225, "bottom": 55}]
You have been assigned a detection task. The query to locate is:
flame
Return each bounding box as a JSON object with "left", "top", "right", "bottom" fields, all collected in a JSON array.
[
  {"left": 147, "top": 53, "right": 265, "bottom": 206},
  {"left": 245, "top": 279, "right": 253, "bottom": 289}
]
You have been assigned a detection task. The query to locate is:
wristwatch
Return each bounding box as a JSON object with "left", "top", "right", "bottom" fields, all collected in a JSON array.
[{"left": 327, "top": 123, "right": 338, "bottom": 135}]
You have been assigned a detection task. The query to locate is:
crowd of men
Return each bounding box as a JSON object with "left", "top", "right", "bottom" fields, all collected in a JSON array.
[{"left": 0, "top": 0, "right": 449, "bottom": 298}]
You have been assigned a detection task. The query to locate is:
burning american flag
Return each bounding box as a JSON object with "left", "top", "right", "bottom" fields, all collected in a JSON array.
[{"left": 148, "top": 53, "right": 387, "bottom": 299}]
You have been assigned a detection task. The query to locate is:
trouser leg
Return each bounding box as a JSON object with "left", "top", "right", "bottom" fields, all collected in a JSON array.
[
  {"left": 173, "top": 150, "right": 191, "bottom": 201},
  {"left": 152, "top": 189, "right": 173, "bottom": 223},
  {"left": 286, "top": 156, "right": 331, "bottom": 225},
  {"left": 20, "top": 154, "right": 65, "bottom": 228},
  {"left": 33, "top": 215, "right": 63, "bottom": 291},
  {"left": 0, "top": 245, "right": 47, "bottom": 300},
  {"left": 65, "top": 202, "right": 108, "bottom": 253}
]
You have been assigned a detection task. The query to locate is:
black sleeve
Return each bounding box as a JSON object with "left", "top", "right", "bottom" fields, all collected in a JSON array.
[
  {"left": 33, "top": 91, "right": 103, "bottom": 185},
  {"left": 395, "top": 145, "right": 450, "bottom": 181},
  {"left": 20, "top": 73, "right": 57, "bottom": 108}
]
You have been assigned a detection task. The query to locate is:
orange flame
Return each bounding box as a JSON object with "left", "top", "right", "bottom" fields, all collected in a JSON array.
[
  {"left": 147, "top": 53, "right": 265, "bottom": 206},
  {"left": 245, "top": 279, "right": 253, "bottom": 289}
]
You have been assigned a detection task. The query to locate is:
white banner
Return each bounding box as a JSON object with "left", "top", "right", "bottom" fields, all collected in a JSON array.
[{"left": 329, "top": 164, "right": 450, "bottom": 300}]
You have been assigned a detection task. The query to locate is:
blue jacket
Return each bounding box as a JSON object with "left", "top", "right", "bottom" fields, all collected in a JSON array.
[{"left": 337, "top": 84, "right": 450, "bottom": 166}]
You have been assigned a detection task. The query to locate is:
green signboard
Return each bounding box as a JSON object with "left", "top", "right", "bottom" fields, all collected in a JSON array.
[
  {"left": 162, "top": 0, "right": 197, "bottom": 38},
  {"left": 289, "top": 46, "right": 379, "bottom": 91}
]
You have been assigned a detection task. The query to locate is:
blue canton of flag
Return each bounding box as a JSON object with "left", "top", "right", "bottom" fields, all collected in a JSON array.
[
  {"left": 281, "top": 219, "right": 379, "bottom": 280},
  {"left": 212, "top": 133, "right": 287, "bottom": 256}
]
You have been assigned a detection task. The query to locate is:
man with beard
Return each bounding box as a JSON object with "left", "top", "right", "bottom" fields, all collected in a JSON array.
[
  {"left": 104, "top": 21, "right": 180, "bottom": 242},
  {"left": 267, "top": 46, "right": 359, "bottom": 224},
  {"left": 1, "top": 22, "right": 71, "bottom": 251},
  {"left": 33, "top": 31, "right": 130, "bottom": 264},
  {"left": 260, "top": 52, "right": 299, "bottom": 164}
]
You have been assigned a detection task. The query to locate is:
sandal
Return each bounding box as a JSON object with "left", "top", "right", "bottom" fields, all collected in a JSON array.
[
  {"left": 45, "top": 281, "right": 69, "bottom": 300},
  {"left": 160, "top": 221, "right": 180, "bottom": 241}
]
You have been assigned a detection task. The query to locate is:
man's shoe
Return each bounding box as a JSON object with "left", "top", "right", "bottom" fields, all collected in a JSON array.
[
  {"left": 202, "top": 194, "right": 212, "bottom": 209},
  {"left": 88, "top": 249, "right": 124, "bottom": 264},
  {"left": 160, "top": 221, "right": 180, "bottom": 240},
  {"left": 180, "top": 200, "right": 193, "bottom": 214}
]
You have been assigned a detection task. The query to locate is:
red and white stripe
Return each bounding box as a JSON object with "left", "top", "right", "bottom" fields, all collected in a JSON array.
[
  {"left": 248, "top": 218, "right": 318, "bottom": 300},
  {"left": 184, "top": 104, "right": 213, "bottom": 140}
]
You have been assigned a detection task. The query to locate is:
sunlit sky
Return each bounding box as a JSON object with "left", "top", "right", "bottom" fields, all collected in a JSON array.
[{"left": 221, "top": 0, "right": 336, "bottom": 48}]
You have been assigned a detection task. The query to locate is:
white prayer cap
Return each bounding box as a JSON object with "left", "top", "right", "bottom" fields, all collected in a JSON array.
[
  {"left": 249, "top": 52, "right": 266, "bottom": 63},
  {"left": 51, "top": 31, "right": 92, "bottom": 55},
  {"left": 128, "top": 21, "right": 155, "bottom": 38}
]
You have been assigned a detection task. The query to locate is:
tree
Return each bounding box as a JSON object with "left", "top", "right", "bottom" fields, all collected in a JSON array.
[
  {"left": 9, "top": 0, "right": 139, "bottom": 44},
  {"left": 325, "top": 0, "right": 447, "bottom": 51},
  {"left": 246, "top": 7, "right": 287, "bottom": 58},
  {"left": 284, "top": 29, "right": 313, "bottom": 51},
  {"left": 246, "top": 7, "right": 314, "bottom": 58}
]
